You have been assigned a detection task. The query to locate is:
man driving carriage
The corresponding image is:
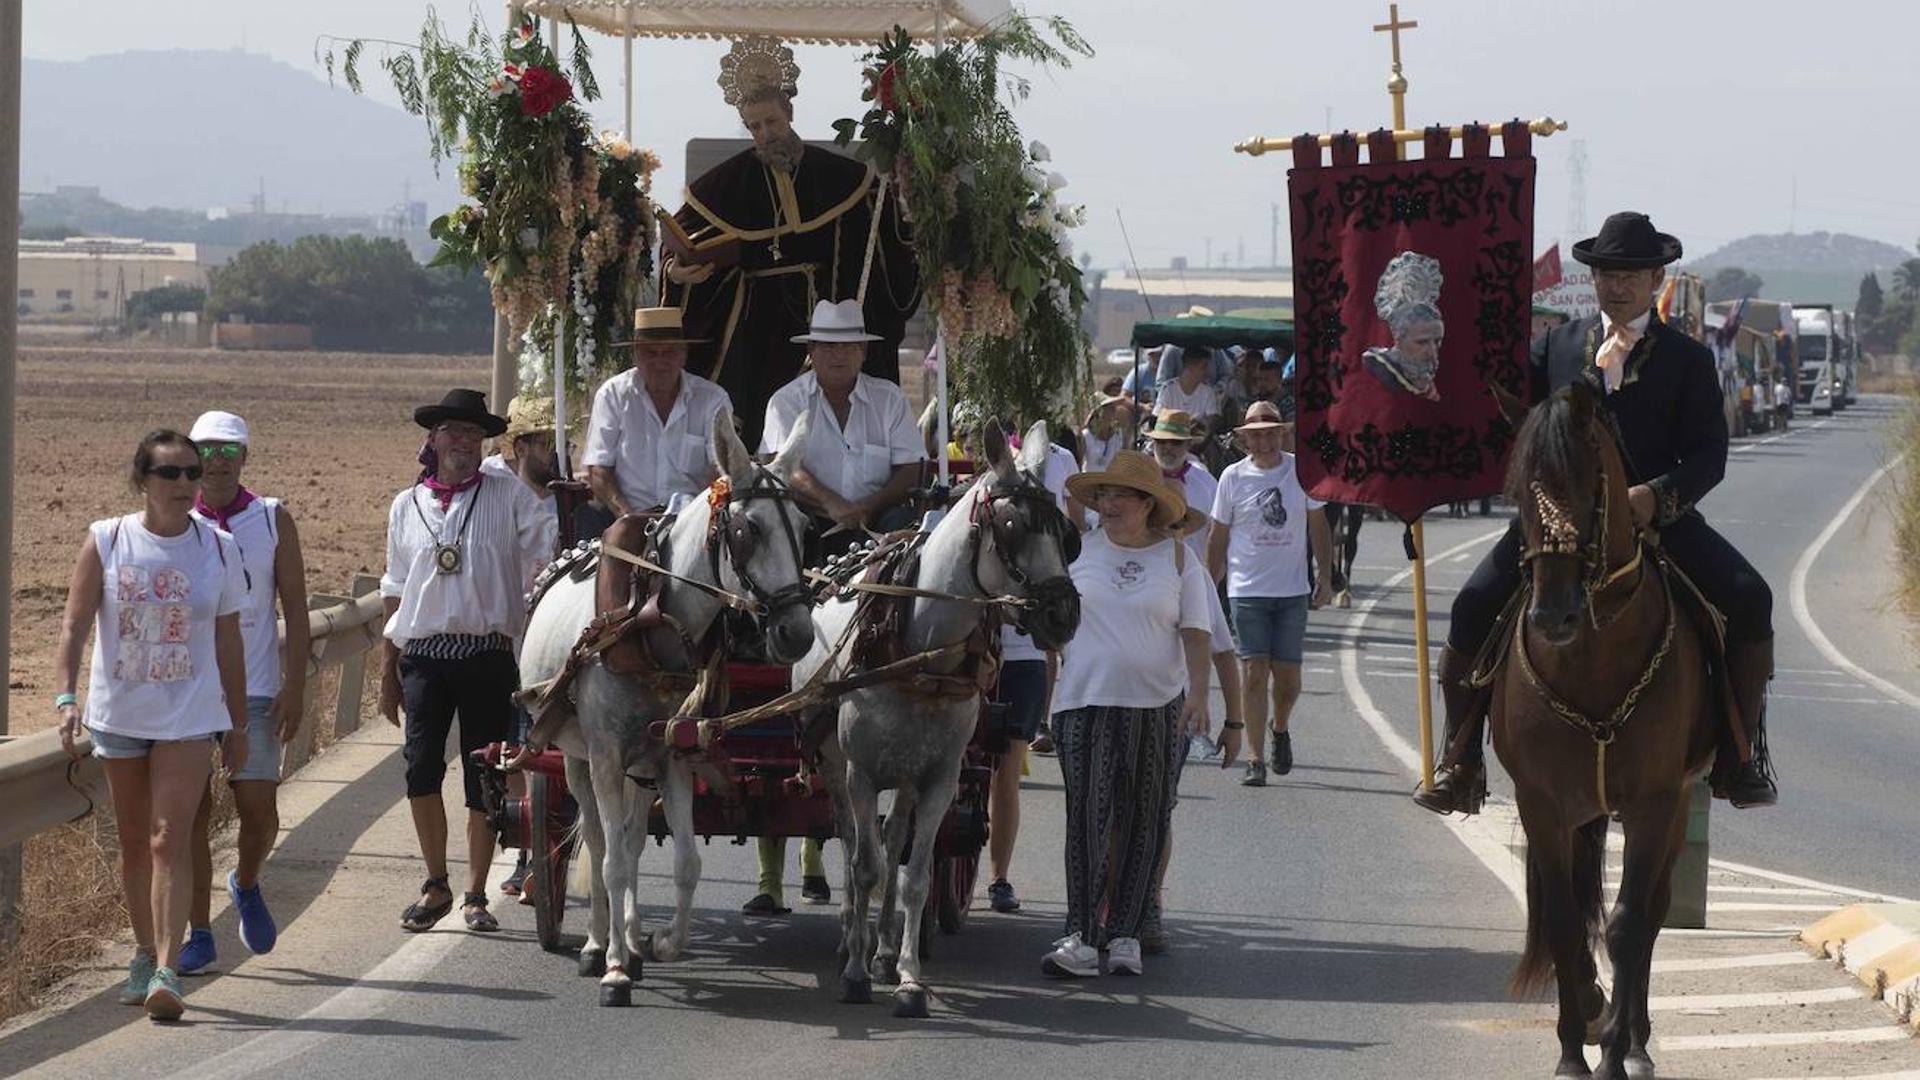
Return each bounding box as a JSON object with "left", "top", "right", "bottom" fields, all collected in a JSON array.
[{"left": 1414, "top": 212, "right": 1777, "bottom": 816}]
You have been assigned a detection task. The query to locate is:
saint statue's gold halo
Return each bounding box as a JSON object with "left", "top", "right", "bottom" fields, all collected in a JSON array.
[{"left": 718, "top": 36, "right": 801, "bottom": 108}]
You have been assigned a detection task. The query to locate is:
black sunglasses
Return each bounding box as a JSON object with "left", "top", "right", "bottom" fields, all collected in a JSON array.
[{"left": 145, "top": 464, "right": 204, "bottom": 481}]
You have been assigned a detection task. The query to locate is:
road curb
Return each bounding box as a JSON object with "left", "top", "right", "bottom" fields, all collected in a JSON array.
[{"left": 1801, "top": 902, "right": 1920, "bottom": 1030}]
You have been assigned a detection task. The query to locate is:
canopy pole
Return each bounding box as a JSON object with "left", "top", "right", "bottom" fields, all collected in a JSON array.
[
  {"left": 621, "top": 8, "right": 634, "bottom": 139},
  {"left": 932, "top": 6, "right": 949, "bottom": 492},
  {"left": 1235, "top": 117, "right": 1566, "bottom": 157}
]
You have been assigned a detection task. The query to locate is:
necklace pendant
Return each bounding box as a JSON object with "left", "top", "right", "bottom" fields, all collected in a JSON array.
[{"left": 435, "top": 543, "right": 465, "bottom": 576}]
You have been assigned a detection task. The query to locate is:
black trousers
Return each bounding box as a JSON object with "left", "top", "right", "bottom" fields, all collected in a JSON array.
[
  {"left": 400, "top": 651, "right": 519, "bottom": 811},
  {"left": 1447, "top": 513, "right": 1773, "bottom": 654}
]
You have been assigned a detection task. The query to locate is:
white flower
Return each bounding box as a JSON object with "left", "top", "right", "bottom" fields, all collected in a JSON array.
[
  {"left": 487, "top": 76, "right": 512, "bottom": 98},
  {"left": 1046, "top": 171, "right": 1068, "bottom": 193},
  {"left": 597, "top": 129, "right": 634, "bottom": 160},
  {"left": 1021, "top": 164, "right": 1047, "bottom": 191},
  {"left": 1029, "top": 140, "right": 1051, "bottom": 162}
]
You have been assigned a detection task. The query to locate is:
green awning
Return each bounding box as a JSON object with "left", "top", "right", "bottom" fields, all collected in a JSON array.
[{"left": 1128, "top": 314, "right": 1294, "bottom": 352}]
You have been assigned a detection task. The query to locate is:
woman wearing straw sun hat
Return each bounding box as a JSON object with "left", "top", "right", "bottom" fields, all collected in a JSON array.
[{"left": 1042, "top": 451, "right": 1215, "bottom": 979}]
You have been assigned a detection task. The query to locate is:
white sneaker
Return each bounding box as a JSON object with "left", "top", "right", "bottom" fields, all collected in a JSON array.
[
  {"left": 1107, "top": 936, "right": 1143, "bottom": 976},
  {"left": 1041, "top": 932, "right": 1101, "bottom": 978}
]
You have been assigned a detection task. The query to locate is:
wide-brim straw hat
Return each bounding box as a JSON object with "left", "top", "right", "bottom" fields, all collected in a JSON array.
[
  {"left": 792, "top": 298, "right": 882, "bottom": 343},
  {"left": 415, "top": 388, "right": 507, "bottom": 436},
  {"left": 1065, "top": 449, "right": 1187, "bottom": 529},
  {"left": 610, "top": 306, "right": 707, "bottom": 347},
  {"left": 498, "top": 395, "right": 557, "bottom": 460},
  {"left": 1145, "top": 408, "right": 1200, "bottom": 442},
  {"left": 1235, "top": 400, "right": 1288, "bottom": 432},
  {"left": 1082, "top": 392, "right": 1133, "bottom": 429},
  {"left": 1172, "top": 504, "right": 1210, "bottom": 537}
]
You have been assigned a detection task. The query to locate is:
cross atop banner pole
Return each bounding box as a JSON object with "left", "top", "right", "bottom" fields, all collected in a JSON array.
[{"left": 1233, "top": 5, "right": 1566, "bottom": 794}]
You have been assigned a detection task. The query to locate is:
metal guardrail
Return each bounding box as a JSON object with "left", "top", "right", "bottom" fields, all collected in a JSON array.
[{"left": 0, "top": 575, "right": 384, "bottom": 850}]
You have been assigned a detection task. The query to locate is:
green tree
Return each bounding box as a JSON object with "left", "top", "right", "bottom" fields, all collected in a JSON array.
[
  {"left": 1857, "top": 272, "right": 1884, "bottom": 320},
  {"left": 125, "top": 284, "right": 207, "bottom": 326},
  {"left": 1894, "top": 258, "right": 1920, "bottom": 304},
  {"left": 206, "top": 235, "right": 489, "bottom": 351},
  {"left": 1704, "top": 266, "right": 1764, "bottom": 303}
]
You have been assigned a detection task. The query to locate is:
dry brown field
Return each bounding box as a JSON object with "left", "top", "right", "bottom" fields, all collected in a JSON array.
[{"left": 6, "top": 344, "right": 492, "bottom": 735}]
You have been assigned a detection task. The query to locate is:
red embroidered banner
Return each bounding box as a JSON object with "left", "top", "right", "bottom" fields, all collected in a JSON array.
[{"left": 1288, "top": 123, "right": 1536, "bottom": 522}]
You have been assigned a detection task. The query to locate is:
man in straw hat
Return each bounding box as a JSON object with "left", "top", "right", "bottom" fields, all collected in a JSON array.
[
  {"left": 662, "top": 37, "right": 919, "bottom": 451},
  {"left": 1207, "top": 401, "right": 1333, "bottom": 787},
  {"left": 582, "top": 306, "right": 735, "bottom": 618},
  {"left": 1416, "top": 211, "right": 1777, "bottom": 817},
  {"left": 760, "top": 299, "right": 925, "bottom": 544},
  {"left": 378, "top": 389, "right": 556, "bottom": 934}
]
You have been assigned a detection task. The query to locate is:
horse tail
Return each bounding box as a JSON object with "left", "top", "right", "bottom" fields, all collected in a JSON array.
[{"left": 1511, "top": 817, "right": 1610, "bottom": 999}]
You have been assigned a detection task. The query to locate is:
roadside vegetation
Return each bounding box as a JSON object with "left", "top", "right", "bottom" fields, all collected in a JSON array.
[{"left": 1885, "top": 375, "right": 1920, "bottom": 620}]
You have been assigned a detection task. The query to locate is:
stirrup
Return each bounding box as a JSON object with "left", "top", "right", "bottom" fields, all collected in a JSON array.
[{"left": 1412, "top": 763, "right": 1486, "bottom": 816}]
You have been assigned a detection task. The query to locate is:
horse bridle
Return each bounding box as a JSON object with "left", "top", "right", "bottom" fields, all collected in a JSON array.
[
  {"left": 705, "top": 467, "right": 813, "bottom": 620},
  {"left": 1516, "top": 431, "right": 1644, "bottom": 631},
  {"left": 969, "top": 472, "right": 1080, "bottom": 634}
]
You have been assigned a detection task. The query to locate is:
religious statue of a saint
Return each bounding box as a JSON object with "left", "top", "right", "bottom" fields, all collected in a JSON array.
[
  {"left": 1361, "top": 251, "right": 1445, "bottom": 401},
  {"left": 661, "top": 37, "right": 921, "bottom": 448}
]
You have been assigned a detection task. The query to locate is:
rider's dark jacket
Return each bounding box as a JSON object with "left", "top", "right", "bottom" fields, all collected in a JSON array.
[{"left": 1529, "top": 313, "right": 1728, "bottom": 527}]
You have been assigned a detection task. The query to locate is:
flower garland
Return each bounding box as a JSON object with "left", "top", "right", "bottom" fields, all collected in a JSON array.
[
  {"left": 834, "top": 17, "right": 1094, "bottom": 425},
  {"left": 329, "top": 14, "right": 658, "bottom": 403}
]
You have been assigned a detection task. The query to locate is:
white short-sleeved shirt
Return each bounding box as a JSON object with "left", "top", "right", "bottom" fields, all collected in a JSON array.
[
  {"left": 759, "top": 372, "right": 924, "bottom": 504},
  {"left": 1211, "top": 452, "right": 1324, "bottom": 599},
  {"left": 85, "top": 515, "right": 249, "bottom": 740},
  {"left": 580, "top": 370, "right": 733, "bottom": 511},
  {"left": 1081, "top": 427, "right": 1126, "bottom": 473},
  {"left": 381, "top": 473, "right": 558, "bottom": 645},
  {"left": 190, "top": 496, "right": 284, "bottom": 698},
  {"left": 1052, "top": 531, "right": 1215, "bottom": 712},
  {"left": 1001, "top": 443, "right": 1078, "bottom": 664},
  {"left": 1164, "top": 456, "right": 1218, "bottom": 552},
  {"left": 1155, "top": 380, "right": 1221, "bottom": 422}
]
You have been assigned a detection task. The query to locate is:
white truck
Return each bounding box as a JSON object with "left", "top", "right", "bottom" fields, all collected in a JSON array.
[{"left": 1792, "top": 305, "right": 1842, "bottom": 416}]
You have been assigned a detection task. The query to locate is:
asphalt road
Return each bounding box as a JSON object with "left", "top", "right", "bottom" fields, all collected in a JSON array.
[{"left": 5, "top": 395, "right": 1915, "bottom": 1080}]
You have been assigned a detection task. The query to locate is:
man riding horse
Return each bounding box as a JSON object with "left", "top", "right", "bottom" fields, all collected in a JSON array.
[{"left": 1415, "top": 211, "right": 1777, "bottom": 816}]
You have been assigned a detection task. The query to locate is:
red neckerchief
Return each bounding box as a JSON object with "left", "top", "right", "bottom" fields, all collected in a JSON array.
[
  {"left": 195, "top": 486, "right": 257, "bottom": 532},
  {"left": 421, "top": 471, "right": 482, "bottom": 510}
]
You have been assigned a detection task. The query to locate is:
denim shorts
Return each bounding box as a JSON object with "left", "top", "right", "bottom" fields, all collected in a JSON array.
[
  {"left": 992, "top": 660, "right": 1050, "bottom": 742},
  {"left": 227, "top": 696, "right": 282, "bottom": 783},
  {"left": 89, "top": 727, "right": 221, "bottom": 759},
  {"left": 1229, "top": 595, "right": 1310, "bottom": 663}
]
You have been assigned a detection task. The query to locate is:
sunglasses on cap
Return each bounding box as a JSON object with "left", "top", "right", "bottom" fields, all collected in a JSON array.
[
  {"left": 197, "top": 443, "right": 243, "bottom": 460},
  {"left": 144, "top": 464, "right": 203, "bottom": 481}
]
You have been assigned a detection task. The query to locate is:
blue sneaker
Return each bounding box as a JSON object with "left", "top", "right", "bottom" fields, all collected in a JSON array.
[
  {"left": 229, "top": 870, "right": 277, "bottom": 955},
  {"left": 119, "top": 951, "right": 157, "bottom": 1005},
  {"left": 176, "top": 926, "right": 216, "bottom": 974}
]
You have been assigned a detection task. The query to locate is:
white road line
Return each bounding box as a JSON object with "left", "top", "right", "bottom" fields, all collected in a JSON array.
[
  {"left": 1707, "top": 901, "right": 1846, "bottom": 913},
  {"left": 1773, "top": 693, "right": 1896, "bottom": 706},
  {"left": 1648, "top": 951, "right": 1815, "bottom": 974},
  {"left": 1367, "top": 655, "right": 1422, "bottom": 665},
  {"left": 1707, "top": 857, "right": 1918, "bottom": 904},
  {"left": 1750, "top": 1072, "right": 1920, "bottom": 1080},
  {"left": 1605, "top": 883, "right": 1842, "bottom": 898},
  {"left": 1732, "top": 417, "right": 1832, "bottom": 454},
  {"left": 1777, "top": 666, "right": 1846, "bottom": 676},
  {"left": 1788, "top": 455, "right": 1920, "bottom": 711},
  {"left": 1648, "top": 985, "right": 1862, "bottom": 1011},
  {"left": 1659, "top": 1026, "right": 1912, "bottom": 1052},
  {"left": 1362, "top": 671, "right": 1420, "bottom": 680}
]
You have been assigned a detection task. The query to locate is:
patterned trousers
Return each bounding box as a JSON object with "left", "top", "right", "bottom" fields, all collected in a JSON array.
[{"left": 1053, "top": 697, "right": 1185, "bottom": 946}]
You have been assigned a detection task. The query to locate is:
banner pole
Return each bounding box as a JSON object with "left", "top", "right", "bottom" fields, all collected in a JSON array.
[{"left": 1411, "top": 519, "right": 1435, "bottom": 791}]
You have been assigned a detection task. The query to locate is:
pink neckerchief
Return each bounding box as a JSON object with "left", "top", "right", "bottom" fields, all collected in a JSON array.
[
  {"left": 1162, "top": 459, "right": 1193, "bottom": 483},
  {"left": 194, "top": 486, "right": 257, "bottom": 532},
  {"left": 421, "top": 471, "right": 482, "bottom": 510}
]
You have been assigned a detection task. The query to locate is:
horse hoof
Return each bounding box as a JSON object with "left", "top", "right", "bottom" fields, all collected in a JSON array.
[
  {"left": 649, "top": 932, "right": 682, "bottom": 963},
  {"left": 578, "top": 949, "right": 606, "bottom": 978},
  {"left": 1623, "top": 1051, "right": 1655, "bottom": 1080},
  {"left": 598, "top": 982, "right": 631, "bottom": 1007},
  {"left": 840, "top": 977, "right": 873, "bottom": 1005},
  {"left": 1553, "top": 1062, "right": 1593, "bottom": 1079},
  {"left": 870, "top": 956, "right": 900, "bottom": 986},
  {"left": 892, "top": 984, "right": 930, "bottom": 1019}
]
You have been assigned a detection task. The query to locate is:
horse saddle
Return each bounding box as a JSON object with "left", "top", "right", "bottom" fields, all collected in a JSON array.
[
  {"left": 1471, "top": 544, "right": 1737, "bottom": 737},
  {"left": 843, "top": 530, "right": 1002, "bottom": 702}
]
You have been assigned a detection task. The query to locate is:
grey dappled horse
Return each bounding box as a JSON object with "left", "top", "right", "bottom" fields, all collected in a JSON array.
[
  {"left": 799, "top": 421, "right": 1081, "bottom": 1018},
  {"left": 519, "top": 412, "right": 814, "bottom": 1006}
]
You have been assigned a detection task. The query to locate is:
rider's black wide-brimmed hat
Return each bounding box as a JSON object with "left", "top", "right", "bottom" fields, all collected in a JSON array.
[
  {"left": 1572, "top": 211, "right": 1683, "bottom": 270},
  {"left": 414, "top": 388, "right": 507, "bottom": 436}
]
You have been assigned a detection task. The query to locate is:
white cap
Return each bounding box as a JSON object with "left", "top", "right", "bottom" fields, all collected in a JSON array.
[{"left": 189, "top": 410, "right": 249, "bottom": 446}]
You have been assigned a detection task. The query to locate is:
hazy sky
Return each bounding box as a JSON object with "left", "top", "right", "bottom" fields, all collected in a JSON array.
[{"left": 25, "top": 0, "right": 1920, "bottom": 268}]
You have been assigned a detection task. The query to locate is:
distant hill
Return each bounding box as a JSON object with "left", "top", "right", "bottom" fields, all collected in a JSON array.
[
  {"left": 22, "top": 49, "right": 458, "bottom": 218},
  {"left": 1687, "top": 231, "right": 1913, "bottom": 307}
]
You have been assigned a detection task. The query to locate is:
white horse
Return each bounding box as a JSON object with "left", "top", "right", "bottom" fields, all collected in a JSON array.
[
  {"left": 799, "top": 421, "right": 1081, "bottom": 1018},
  {"left": 519, "top": 413, "right": 814, "bottom": 1006}
]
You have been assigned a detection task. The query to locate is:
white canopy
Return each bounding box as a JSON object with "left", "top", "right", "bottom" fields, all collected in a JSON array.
[{"left": 521, "top": 0, "right": 1012, "bottom": 43}]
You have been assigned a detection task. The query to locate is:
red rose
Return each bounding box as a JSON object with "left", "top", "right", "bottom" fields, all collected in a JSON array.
[{"left": 518, "top": 65, "right": 572, "bottom": 118}]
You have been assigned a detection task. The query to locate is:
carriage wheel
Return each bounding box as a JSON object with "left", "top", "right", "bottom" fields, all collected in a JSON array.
[
  {"left": 530, "top": 773, "right": 569, "bottom": 952},
  {"left": 934, "top": 848, "right": 979, "bottom": 936}
]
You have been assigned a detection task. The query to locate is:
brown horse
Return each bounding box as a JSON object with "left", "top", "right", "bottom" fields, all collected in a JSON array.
[{"left": 1491, "top": 383, "right": 1718, "bottom": 1080}]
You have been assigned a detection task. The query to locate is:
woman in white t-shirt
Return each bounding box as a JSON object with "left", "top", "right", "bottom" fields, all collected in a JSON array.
[
  {"left": 1042, "top": 451, "right": 1216, "bottom": 980},
  {"left": 56, "top": 430, "right": 250, "bottom": 1022}
]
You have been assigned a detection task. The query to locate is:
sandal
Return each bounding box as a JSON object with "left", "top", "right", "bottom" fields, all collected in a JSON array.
[
  {"left": 401, "top": 877, "right": 454, "bottom": 932},
  {"left": 462, "top": 893, "right": 500, "bottom": 932}
]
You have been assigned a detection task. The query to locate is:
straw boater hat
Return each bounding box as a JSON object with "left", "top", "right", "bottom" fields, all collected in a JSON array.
[
  {"left": 1235, "top": 400, "right": 1288, "bottom": 432},
  {"left": 1144, "top": 408, "right": 1201, "bottom": 442},
  {"left": 414, "top": 388, "right": 507, "bottom": 437},
  {"left": 1082, "top": 392, "right": 1133, "bottom": 430},
  {"left": 1064, "top": 449, "right": 1187, "bottom": 529},
  {"left": 497, "top": 395, "right": 556, "bottom": 461},
  {"left": 611, "top": 306, "right": 707, "bottom": 348},
  {"left": 792, "top": 299, "right": 882, "bottom": 344}
]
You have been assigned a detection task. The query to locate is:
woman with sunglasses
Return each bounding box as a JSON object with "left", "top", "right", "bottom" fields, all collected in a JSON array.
[{"left": 55, "top": 430, "right": 250, "bottom": 1021}]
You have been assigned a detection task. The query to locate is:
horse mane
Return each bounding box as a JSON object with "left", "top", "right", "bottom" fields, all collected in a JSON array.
[{"left": 1504, "top": 384, "right": 1599, "bottom": 505}]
